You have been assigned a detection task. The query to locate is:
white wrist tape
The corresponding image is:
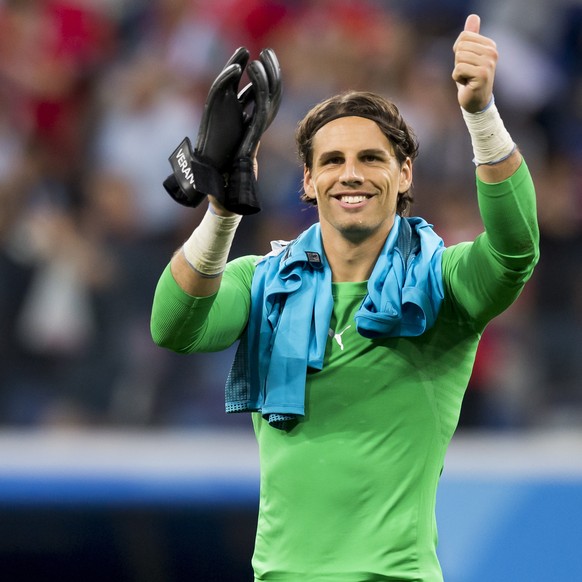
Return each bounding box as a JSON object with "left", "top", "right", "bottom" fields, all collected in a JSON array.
[
  {"left": 181, "top": 208, "right": 242, "bottom": 277},
  {"left": 461, "top": 97, "right": 516, "bottom": 166}
]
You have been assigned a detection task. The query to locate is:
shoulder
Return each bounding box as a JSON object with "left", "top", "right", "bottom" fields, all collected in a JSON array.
[{"left": 224, "top": 255, "right": 262, "bottom": 282}]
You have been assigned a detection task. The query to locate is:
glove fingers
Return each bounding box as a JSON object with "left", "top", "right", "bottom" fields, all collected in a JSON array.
[
  {"left": 236, "top": 49, "right": 281, "bottom": 131},
  {"left": 237, "top": 81, "right": 255, "bottom": 125},
  {"left": 224, "top": 49, "right": 281, "bottom": 215},
  {"left": 206, "top": 63, "right": 244, "bottom": 102},
  {"left": 260, "top": 48, "right": 282, "bottom": 130},
  {"left": 196, "top": 63, "right": 245, "bottom": 159},
  {"left": 238, "top": 81, "right": 254, "bottom": 105},
  {"left": 225, "top": 46, "right": 250, "bottom": 73},
  {"left": 195, "top": 48, "right": 249, "bottom": 155},
  {"left": 238, "top": 59, "right": 270, "bottom": 157}
]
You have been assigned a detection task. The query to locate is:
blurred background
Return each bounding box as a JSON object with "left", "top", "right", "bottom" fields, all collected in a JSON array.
[{"left": 0, "top": 0, "right": 580, "bottom": 580}]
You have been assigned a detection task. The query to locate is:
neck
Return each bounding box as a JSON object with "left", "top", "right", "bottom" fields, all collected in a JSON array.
[{"left": 322, "top": 224, "right": 392, "bottom": 283}]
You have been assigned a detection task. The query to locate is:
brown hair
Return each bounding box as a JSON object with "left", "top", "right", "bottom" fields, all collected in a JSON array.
[{"left": 296, "top": 90, "right": 419, "bottom": 215}]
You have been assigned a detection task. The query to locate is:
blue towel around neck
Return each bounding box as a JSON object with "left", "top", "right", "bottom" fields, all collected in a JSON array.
[{"left": 225, "top": 216, "right": 445, "bottom": 429}]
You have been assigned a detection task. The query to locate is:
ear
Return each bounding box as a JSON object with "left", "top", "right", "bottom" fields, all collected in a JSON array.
[
  {"left": 303, "top": 165, "right": 317, "bottom": 200},
  {"left": 398, "top": 158, "right": 413, "bottom": 193}
]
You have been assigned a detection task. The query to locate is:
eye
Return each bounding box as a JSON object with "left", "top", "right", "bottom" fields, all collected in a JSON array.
[
  {"left": 323, "top": 155, "right": 343, "bottom": 165},
  {"left": 362, "top": 153, "right": 382, "bottom": 163}
]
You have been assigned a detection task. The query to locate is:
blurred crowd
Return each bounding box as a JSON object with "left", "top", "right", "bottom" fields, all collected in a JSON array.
[{"left": 0, "top": 0, "right": 581, "bottom": 430}]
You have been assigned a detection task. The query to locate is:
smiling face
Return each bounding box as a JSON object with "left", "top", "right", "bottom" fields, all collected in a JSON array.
[{"left": 303, "top": 116, "right": 413, "bottom": 245}]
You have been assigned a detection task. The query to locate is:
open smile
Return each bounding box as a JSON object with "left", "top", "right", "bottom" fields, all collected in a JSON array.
[{"left": 332, "top": 193, "right": 374, "bottom": 207}]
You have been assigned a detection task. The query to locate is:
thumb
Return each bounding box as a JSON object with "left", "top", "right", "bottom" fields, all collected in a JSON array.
[{"left": 464, "top": 14, "right": 480, "bottom": 34}]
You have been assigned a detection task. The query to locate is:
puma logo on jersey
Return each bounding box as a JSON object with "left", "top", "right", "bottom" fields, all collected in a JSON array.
[{"left": 328, "top": 325, "right": 352, "bottom": 351}]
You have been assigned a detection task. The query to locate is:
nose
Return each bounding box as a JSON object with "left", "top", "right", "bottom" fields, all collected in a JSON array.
[{"left": 339, "top": 158, "right": 364, "bottom": 185}]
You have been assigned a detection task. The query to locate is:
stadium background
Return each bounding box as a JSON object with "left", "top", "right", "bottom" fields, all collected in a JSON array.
[{"left": 0, "top": 0, "right": 581, "bottom": 580}]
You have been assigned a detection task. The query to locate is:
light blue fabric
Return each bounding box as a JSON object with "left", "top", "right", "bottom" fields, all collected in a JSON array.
[
  {"left": 225, "top": 216, "right": 445, "bottom": 428},
  {"left": 356, "top": 215, "right": 445, "bottom": 338}
]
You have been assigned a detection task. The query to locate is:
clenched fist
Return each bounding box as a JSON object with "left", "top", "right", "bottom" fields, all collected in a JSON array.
[{"left": 452, "top": 14, "right": 497, "bottom": 113}]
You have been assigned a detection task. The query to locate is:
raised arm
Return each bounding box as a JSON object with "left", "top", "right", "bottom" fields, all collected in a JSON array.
[
  {"left": 452, "top": 14, "right": 522, "bottom": 183},
  {"left": 151, "top": 47, "right": 281, "bottom": 349},
  {"left": 164, "top": 47, "right": 281, "bottom": 297},
  {"left": 444, "top": 14, "right": 539, "bottom": 327}
]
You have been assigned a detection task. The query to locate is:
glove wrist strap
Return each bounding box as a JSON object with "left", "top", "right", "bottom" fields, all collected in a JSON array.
[
  {"left": 164, "top": 137, "right": 226, "bottom": 207},
  {"left": 224, "top": 157, "right": 261, "bottom": 215}
]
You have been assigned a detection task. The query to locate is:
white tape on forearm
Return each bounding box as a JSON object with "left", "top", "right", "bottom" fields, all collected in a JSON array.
[
  {"left": 181, "top": 208, "right": 242, "bottom": 277},
  {"left": 461, "top": 98, "right": 516, "bottom": 166}
]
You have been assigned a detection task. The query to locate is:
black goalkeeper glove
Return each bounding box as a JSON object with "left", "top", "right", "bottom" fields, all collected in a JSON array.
[
  {"left": 163, "top": 47, "right": 282, "bottom": 215},
  {"left": 163, "top": 46, "right": 250, "bottom": 209}
]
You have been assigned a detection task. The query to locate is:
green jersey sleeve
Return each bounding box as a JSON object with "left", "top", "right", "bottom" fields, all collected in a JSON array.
[
  {"left": 150, "top": 255, "right": 259, "bottom": 353},
  {"left": 441, "top": 159, "right": 539, "bottom": 330}
]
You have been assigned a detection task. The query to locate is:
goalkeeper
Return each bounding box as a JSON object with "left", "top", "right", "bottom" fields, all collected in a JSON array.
[{"left": 151, "top": 14, "right": 539, "bottom": 581}]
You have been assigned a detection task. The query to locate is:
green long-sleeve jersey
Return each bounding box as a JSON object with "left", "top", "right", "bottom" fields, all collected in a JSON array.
[{"left": 151, "top": 161, "right": 539, "bottom": 581}]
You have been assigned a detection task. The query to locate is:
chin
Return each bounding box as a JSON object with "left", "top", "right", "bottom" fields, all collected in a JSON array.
[{"left": 337, "top": 222, "right": 378, "bottom": 243}]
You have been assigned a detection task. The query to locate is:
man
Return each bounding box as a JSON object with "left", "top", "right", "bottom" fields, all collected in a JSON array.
[{"left": 151, "top": 14, "right": 539, "bottom": 581}]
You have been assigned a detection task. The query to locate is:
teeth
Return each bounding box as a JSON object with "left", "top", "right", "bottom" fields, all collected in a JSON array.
[{"left": 339, "top": 195, "right": 367, "bottom": 204}]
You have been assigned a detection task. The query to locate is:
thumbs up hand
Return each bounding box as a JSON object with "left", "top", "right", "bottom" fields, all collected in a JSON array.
[{"left": 452, "top": 14, "right": 497, "bottom": 113}]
